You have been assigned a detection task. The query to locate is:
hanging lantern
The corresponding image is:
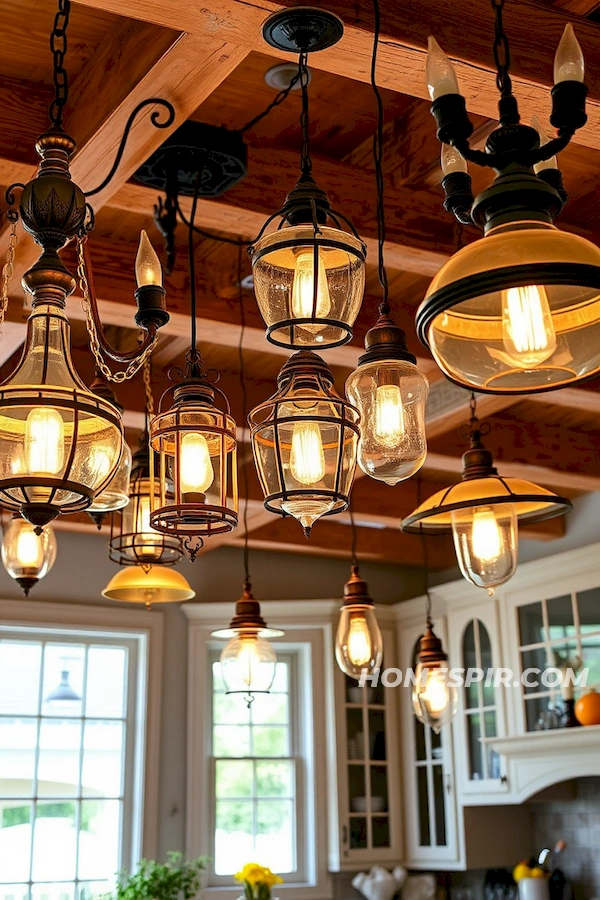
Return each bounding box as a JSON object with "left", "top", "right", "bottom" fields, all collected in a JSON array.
[
  {"left": 419, "top": 26, "right": 600, "bottom": 394},
  {"left": 412, "top": 618, "right": 457, "bottom": 734},
  {"left": 212, "top": 580, "right": 284, "bottom": 702},
  {"left": 251, "top": 9, "right": 365, "bottom": 350},
  {"left": 1, "top": 514, "right": 57, "bottom": 596},
  {"left": 109, "top": 431, "right": 183, "bottom": 567},
  {"left": 250, "top": 350, "right": 359, "bottom": 536},
  {"left": 335, "top": 564, "right": 383, "bottom": 680},
  {"left": 87, "top": 371, "right": 132, "bottom": 527},
  {"left": 402, "top": 401, "right": 571, "bottom": 594},
  {"left": 346, "top": 313, "right": 429, "bottom": 485},
  {"left": 102, "top": 564, "right": 195, "bottom": 607}
]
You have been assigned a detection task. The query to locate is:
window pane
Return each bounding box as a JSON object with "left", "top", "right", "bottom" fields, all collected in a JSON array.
[
  {"left": 0, "top": 805, "right": 31, "bottom": 881},
  {"left": 37, "top": 720, "right": 81, "bottom": 798},
  {"left": 417, "top": 767, "right": 430, "bottom": 847},
  {"left": 518, "top": 602, "right": 544, "bottom": 646},
  {"left": 77, "top": 800, "right": 121, "bottom": 881},
  {"left": 79, "top": 881, "right": 111, "bottom": 900},
  {"left": 256, "top": 761, "right": 294, "bottom": 798},
  {"left": 0, "top": 643, "right": 41, "bottom": 715},
  {"left": 547, "top": 595, "right": 575, "bottom": 640},
  {"left": 467, "top": 713, "right": 483, "bottom": 780},
  {"left": 251, "top": 693, "right": 289, "bottom": 725},
  {"left": 85, "top": 648, "right": 126, "bottom": 719},
  {"left": 82, "top": 721, "right": 123, "bottom": 798},
  {"left": 32, "top": 884, "right": 74, "bottom": 900},
  {"left": 41, "top": 647, "right": 85, "bottom": 719},
  {"left": 521, "top": 647, "right": 547, "bottom": 694},
  {"left": 213, "top": 692, "right": 250, "bottom": 726},
  {"left": 0, "top": 719, "right": 37, "bottom": 797},
  {"left": 31, "top": 801, "right": 77, "bottom": 881},
  {"left": 215, "top": 800, "right": 253, "bottom": 874},
  {"left": 252, "top": 726, "right": 288, "bottom": 757},
  {"left": 271, "top": 663, "right": 288, "bottom": 693},
  {"left": 213, "top": 725, "right": 250, "bottom": 757},
  {"left": 257, "top": 800, "right": 294, "bottom": 872},
  {"left": 576, "top": 588, "right": 600, "bottom": 631},
  {"left": 215, "top": 760, "right": 253, "bottom": 798},
  {"left": 0, "top": 884, "right": 29, "bottom": 900},
  {"left": 432, "top": 765, "right": 447, "bottom": 846},
  {"left": 580, "top": 635, "right": 600, "bottom": 689}
]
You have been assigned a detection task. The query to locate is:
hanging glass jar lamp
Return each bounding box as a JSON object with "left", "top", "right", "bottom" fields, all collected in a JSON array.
[
  {"left": 412, "top": 613, "right": 457, "bottom": 734},
  {"left": 1, "top": 514, "right": 57, "bottom": 596}
]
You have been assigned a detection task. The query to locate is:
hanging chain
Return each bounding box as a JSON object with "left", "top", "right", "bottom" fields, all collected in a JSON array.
[
  {"left": 0, "top": 213, "right": 18, "bottom": 332},
  {"left": 239, "top": 67, "right": 301, "bottom": 134},
  {"left": 298, "top": 51, "right": 312, "bottom": 176},
  {"left": 491, "top": 0, "right": 512, "bottom": 97},
  {"left": 49, "top": 0, "right": 71, "bottom": 128},
  {"left": 77, "top": 238, "right": 156, "bottom": 382},
  {"left": 371, "top": 0, "right": 389, "bottom": 315},
  {"left": 143, "top": 357, "right": 155, "bottom": 419},
  {"left": 469, "top": 390, "right": 477, "bottom": 423}
]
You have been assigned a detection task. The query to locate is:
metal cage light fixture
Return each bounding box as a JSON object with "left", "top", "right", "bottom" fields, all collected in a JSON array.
[
  {"left": 250, "top": 8, "right": 366, "bottom": 351},
  {"left": 149, "top": 173, "right": 238, "bottom": 561},
  {"left": 0, "top": 0, "right": 171, "bottom": 531},
  {"left": 402, "top": 395, "right": 571, "bottom": 594},
  {"left": 250, "top": 350, "right": 359, "bottom": 536},
  {"left": 1, "top": 514, "right": 57, "bottom": 596},
  {"left": 417, "top": 6, "right": 600, "bottom": 394}
]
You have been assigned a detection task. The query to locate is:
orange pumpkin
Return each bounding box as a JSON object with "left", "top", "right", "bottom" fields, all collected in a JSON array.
[{"left": 575, "top": 689, "right": 600, "bottom": 726}]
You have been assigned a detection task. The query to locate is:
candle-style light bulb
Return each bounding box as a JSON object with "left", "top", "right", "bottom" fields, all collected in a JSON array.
[
  {"left": 441, "top": 143, "right": 468, "bottom": 177},
  {"left": 554, "top": 23, "right": 585, "bottom": 84},
  {"left": 532, "top": 115, "right": 558, "bottom": 173},
  {"left": 135, "top": 230, "right": 163, "bottom": 288},
  {"left": 426, "top": 36, "right": 460, "bottom": 101}
]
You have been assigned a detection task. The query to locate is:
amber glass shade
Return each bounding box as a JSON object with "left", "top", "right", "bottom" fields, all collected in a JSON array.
[
  {"left": 149, "top": 386, "right": 238, "bottom": 538},
  {"left": 412, "top": 660, "right": 458, "bottom": 733},
  {"left": 417, "top": 221, "right": 600, "bottom": 393},
  {"left": 0, "top": 306, "right": 123, "bottom": 527},
  {"left": 451, "top": 503, "right": 518, "bottom": 594},
  {"left": 346, "top": 358, "right": 429, "bottom": 485},
  {"left": 1, "top": 516, "right": 56, "bottom": 587},
  {"left": 249, "top": 351, "right": 359, "bottom": 535},
  {"left": 252, "top": 225, "right": 365, "bottom": 350},
  {"left": 102, "top": 564, "right": 195, "bottom": 605},
  {"left": 88, "top": 442, "right": 132, "bottom": 514}
]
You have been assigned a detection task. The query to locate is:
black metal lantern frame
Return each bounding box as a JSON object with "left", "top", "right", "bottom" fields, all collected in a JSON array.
[{"left": 249, "top": 9, "right": 367, "bottom": 351}]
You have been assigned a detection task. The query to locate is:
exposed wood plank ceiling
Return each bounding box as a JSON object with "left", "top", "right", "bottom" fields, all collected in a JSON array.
[{"left": 0, "top": 0, "right": 599, "bottom": 569}]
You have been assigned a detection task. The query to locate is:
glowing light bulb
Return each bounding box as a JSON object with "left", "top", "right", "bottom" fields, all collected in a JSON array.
[
  {"left": 25, "top": 408, "right": 64, "bottom": 475},
  {"left": 373, "top": 384, "right": 405, "bottom": 448},
  {"left": 15, "top": 529, "right": 43, "bottom": 568},
  {"left": 451, "top": 504, "right": 518, "bottom": 594},
  {"left": 413, "top": 663, "right": 457, "bottom": 733},
  {"left": 554, "top": 23, "right": 584, "bottom": 84},
  {"left": 291, "top": 249, "right": 331, "bottom": 332},
  {"left": 88, "top": 446, "right": 112, "bottom": 483},
  {"left": 135, "top": 230, "right": 163, "bottom": 287},
  {"left": 531, "top": 115, "right": 558, "bottom": 173},
  {"left": 180, "top": 433, "right": 214, "bottom": 498},
  {"left": 137, "top": 495, "right": 157, "bottom": 557},
  {"left": 289, "top": 421, "right": 326, "bottom": 486},
  {"left": 426, "top": 36, "right": 460, "bottom": 100},
  {"left": 502, "top": 284, "right": 557, "bottom": 368},
  {"left": 335, "top": 605, "right": 383, "bottom": 680},
  {"left": 347, "top": 614, "right": 373, "bottom": 668},
  {"left": 220, "top": 632, "right": 277, "bottom": 695},
  {"left": 471, "top": 507, "right": 503, "bottom": 563},
  {"left": 441, "top": 143, "right": 468, "bottom": 176}
]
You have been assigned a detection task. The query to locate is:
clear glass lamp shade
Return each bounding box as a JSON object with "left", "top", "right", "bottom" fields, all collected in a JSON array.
[
  {"left": 252, "top": 225, "right": 365, "bottom": 349},
  {"left": 335, "top": 606, "right": 383, "bottom": 680},
  {"left": 110, "top": 475, "right": 183, "bottom": 566},
  {"left": 346, "top": 359, "right": 429, "bottom": 484},
  {"left": 88, "top": 442, "right": 132, "bottom": 513},
  {"left": 0, "top": 305, "right": 123, "bottom": 524},
  {"left": 451, "top": 503, "right": 518, "bottom": 594},
  {"left": 412, "top": 661, "right": 458, "bottom": 733},
  {"left": 1, "top": 516, "right": 57, "bottom": 581},
  {"left": 220, "top": 632, "right": 278, "bottom": 695},
  {"left": 417, "top": 221, "right": 600, "bottom": 393}
]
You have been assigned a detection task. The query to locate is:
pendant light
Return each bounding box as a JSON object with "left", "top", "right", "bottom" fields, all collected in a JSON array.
[
  {"left": 46, "top": 666, "right": 81, "bottom": 704},
  {"left": 402, "top": 395, "right": 571, "bottom": 594},
  {"left": 412, "top": 614, "right": 457, "bottom": 734},
  {"left": 149, "top": 172, "right": 238, "bottom": 561},
  {"left": 87, "top": 371, "right": 132, "bottom": 528},
  {"left": 109, "top": 360, "right": 183, "bottom": 566},
  {"left": 1, "top": 514, "right": 57, "bottom": 596},
  {"left": 250, "top": 8, "right": 366, "bottom": 350},
  {"left": 345, "top": 0, "right": 429, "bottom": 484},
  {"left": 0, "top": 0, "right": 171, "bottom": 531},
  {"left": 418, "top": 14, "right": 600, "bottom": 394},
  {"left": 249, "top": 350, "right": 360, "bottom": 536},
  {"left": 212, "top": 263, "right": 283, "bottom": 706},
  {"left": 335, "top": 510, "right": 383, "bottom": 680},
  {"left": 102, "top": 564, "right": 195, "bottom": 607}
]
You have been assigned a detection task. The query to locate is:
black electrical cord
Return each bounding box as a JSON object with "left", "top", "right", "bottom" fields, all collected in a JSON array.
[
  {"left": 416, "top": 477, "right": 432, "bottom": 624},
  {"left": 237, "top": 240, "right": 251, "bottom": 586},
  {"left": 371, "top": 0, "right": 390, "bottom": 316},
  {"left": 349, "top": 505, "right": 358, "bottom": 567},
  {"left": 188, "top": 169, "right": 202, "bottom": 352},
  {"left": 239, "top": 66, "right": 301, "bottom": 135}
]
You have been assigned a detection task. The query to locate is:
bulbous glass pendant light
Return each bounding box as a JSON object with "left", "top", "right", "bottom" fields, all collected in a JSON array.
[
  {"left": 1, "top": 514, "right": 57, "bottom": 596},
  {"left": 346, "top": 314, "right": 429, "bottom": 484},
  {"left": 87, "top": 372, "right": 131, "bottom": 525},
  {"left": 249, "top": 350, "right": 359, "bottom": 536},
  {"left": 212, "top": 581, "right": 284, "bottom": 702},
  {"left": 412, "top": 620, "right": 457, "bottom": 734},
  {"left": 335, "top": 564, "right": 383, "bottom": 680}
]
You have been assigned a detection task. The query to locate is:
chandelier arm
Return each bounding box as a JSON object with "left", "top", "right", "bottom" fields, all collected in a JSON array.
[
  {"left": 83, "top": 98, "right": 176, "bottom": 198},
  {"left": 4, "top": 184, "right": 25, "bottom": 206}
]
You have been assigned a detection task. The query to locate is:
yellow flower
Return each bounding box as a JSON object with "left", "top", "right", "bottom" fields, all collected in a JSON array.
[{"left": 234, "top": 864, "right": 283, "bottom": 890}]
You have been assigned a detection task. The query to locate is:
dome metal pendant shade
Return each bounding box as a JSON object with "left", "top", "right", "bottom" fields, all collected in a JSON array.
[
  {"left": 102, "top": 564, "right": 195, "bottom": 605},
  {"left": 249, "top": 350, "right": 360, "bottom": 536}
]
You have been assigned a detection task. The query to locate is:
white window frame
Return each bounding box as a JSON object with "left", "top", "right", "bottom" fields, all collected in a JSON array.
[
  {"left": 0, "top": 598, "right": 163, "bottom": 869},
  {"left": 185, "top": 602, "right": 338, "bottom": 900}
]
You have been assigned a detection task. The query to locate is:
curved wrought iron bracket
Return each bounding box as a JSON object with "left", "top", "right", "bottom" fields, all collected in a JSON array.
[{"left": 5, "top": 183, "right": 26, "bottom": 207}]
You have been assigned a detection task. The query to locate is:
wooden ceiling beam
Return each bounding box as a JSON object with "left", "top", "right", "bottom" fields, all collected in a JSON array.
[{"left": 75, "top": 0, "right": 600, "bottom": 153}]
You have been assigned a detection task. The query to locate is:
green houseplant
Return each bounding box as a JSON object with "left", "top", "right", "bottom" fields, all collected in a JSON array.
[{"left": 107, "top": 852, "right": 208, "bottom": 900}]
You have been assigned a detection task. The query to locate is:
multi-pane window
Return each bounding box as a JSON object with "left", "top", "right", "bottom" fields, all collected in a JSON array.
[
  {"left": 210, "top": 653, "right": 303, "bottom": 883},
  {"left": 0, "top": 631, "right": 144, "bottom": 900},
  {"left": 462, "top": 619, "right": 500, "bottom": 781},
  {"left": 517, "top": 589, "right": 600, "bottom": 730}
]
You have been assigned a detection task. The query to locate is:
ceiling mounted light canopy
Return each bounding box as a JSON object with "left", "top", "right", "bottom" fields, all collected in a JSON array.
[
  {"left": 250, "top": 8, "right": 366, "bottom": 351},
  {"left": 418, "top": 14, "right": 600, "bottom": 394},
  {"left": 402, "top": 396, "right": 571, "bottom": 594},
  {"left": 1, "top": 514, "right": 57, "bottom": 596},
  {"left": 250, "top": 350, "right": 359, "bottom": 536},
  {"left": 0, "top": 0, "right": 171, "bottom": 530},
  {"left": 102, "top": 564, "right": 195, "bottom": 607}
]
